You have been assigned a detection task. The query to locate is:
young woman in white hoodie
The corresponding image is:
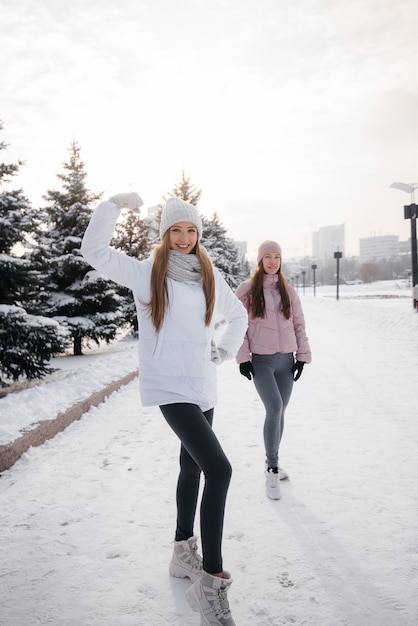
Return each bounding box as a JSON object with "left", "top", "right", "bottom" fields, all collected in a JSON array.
[
  {"left": 81, "top": 192, "right": 247, "bottom": 626},
  {"left": 235, "top": 240, "right": 312, "bottom": 501}
]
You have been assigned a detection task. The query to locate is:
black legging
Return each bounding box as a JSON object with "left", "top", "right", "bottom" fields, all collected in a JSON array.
[{"left": 159, "top": 403, "right": 232, "bottom": 574}]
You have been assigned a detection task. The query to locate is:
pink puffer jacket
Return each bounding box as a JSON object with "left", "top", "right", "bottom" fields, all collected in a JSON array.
[{"left": 235, "top": 274, "right": 312, "bottom": 364}]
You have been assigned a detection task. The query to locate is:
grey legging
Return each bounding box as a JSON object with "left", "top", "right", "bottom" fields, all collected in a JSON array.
[
  {"left": 159, "top": 403, "right": 232, "bottom": 575},
  {"left": 252, "top": 352, "right": 294, "bottom": 469}
]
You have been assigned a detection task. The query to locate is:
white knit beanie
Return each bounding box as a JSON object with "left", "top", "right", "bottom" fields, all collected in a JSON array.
[
  {"left": 159, "top": 197, "right": 203, "bottom": 240},
  {"left": 257, "top": 240, "right": 282, "bottom": 264}
]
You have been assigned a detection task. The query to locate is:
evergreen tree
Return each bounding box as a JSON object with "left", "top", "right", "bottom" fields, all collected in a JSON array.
[
  {"left": 0, "top": 120, "right": 69, "bottom": 385},
  {"left": 112, "top": 210, "right": 150, "bottom": 258},
  {"left": 201, "top": 213, "right": 247, "bottom": 288},
  {"left": 0, "top": 306, "right": 68, "bottom": 386},
  {"left": 144, "top": 204, "right": 163, "bottom": 248},
  {"left": 36, "top": 141, "right": 124, "bottom": 355},
  {"left": 165, "top": 171, "right": 248, "bottom": 286},
  {"left": 0, "top": 121, "right": 40, "bottom": 307},
  {"left": 167, "top": 168, "right": 202, "bottom": 206}
]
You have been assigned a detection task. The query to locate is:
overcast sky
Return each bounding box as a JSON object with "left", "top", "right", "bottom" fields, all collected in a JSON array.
[{"left": 1, "top": 0, "right": 417, "bottom": 260}]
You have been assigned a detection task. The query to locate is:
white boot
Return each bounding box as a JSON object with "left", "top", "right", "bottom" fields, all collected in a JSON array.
[
  {"left": 278, "top": 465, "right": 289, "bottom": 480},
  {"left": 186, "top": 570, "right": 236, "bottom": 626},
  {"left": 265, "top": 467, "right": 282, "bottom": 500},
  {"left": 169, "top": 535, "right": 203, "bottom": 582}
]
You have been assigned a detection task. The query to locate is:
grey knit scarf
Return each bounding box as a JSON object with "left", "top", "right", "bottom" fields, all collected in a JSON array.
[{"left": 167, "top": 250, "right": 202, "bottom": 282}]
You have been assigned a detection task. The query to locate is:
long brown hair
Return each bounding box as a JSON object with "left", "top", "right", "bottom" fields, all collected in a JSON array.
[
  {"left": 150, "top": 232, "right": 215, "bottom": 332},
  {"left": 249, "top": 263, "right": 291, "bottom": 320}
]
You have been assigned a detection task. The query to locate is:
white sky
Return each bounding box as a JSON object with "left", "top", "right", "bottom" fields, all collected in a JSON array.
[{"left": 1, "top": 0, "right": 418, "bottom": 260}]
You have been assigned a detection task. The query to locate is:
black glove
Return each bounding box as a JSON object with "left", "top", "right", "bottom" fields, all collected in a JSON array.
[
  {"left": 239, "top": 361, "right": 254, "bottom": 380},
  {"left": 292, "top": 360, "right": 305, "bottom": 382}
]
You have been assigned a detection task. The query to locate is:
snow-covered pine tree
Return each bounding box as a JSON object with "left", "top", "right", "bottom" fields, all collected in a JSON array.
[
  {"left": 0, "top": 305, "right": 67, "bottom": 386},
  {"left": 201, "top": 213, "right": 248, "bottom": 288},
  {"left": 36, "top": 140, "right": 125, "bottom": 355},
  {"left": 165, "top": 171, "right": 248, "bottom": 287},
  {"left": 167, "top": 168, "right": 202, "bottom": 206},
  {"left": 110, "top": 210, "right": 151, "bottom": 331},
  {"left": 0, "top": 124, "right": 40, "bottom": 307},
  {"left": 0, "top": 120, "right": 69, "bottom": 385}
]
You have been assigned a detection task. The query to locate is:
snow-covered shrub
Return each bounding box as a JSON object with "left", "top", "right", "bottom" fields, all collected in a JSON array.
[{"left": 0, "top": 305, "right": 69, "bottom": 386}]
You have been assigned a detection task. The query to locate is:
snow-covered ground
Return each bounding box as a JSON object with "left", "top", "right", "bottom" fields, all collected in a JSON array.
[
  {"left": 0, "top": 333, "right": 138, "bottom": 446},
  {"left": 1, "top": 281, "right": 417, "bottom": 626}
]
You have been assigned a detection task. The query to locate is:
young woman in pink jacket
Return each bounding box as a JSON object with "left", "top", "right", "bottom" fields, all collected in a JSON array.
[{"left": 235, "top": 240, "right": 312, "bottom": 500}]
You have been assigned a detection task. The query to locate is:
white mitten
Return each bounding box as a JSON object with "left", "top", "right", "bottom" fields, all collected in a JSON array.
[
  {"left": 210, "top": 340, "right": 230, "bottom": 365},
  {"left": 108, "top": 192, "right": 143, "bottom": 213}
]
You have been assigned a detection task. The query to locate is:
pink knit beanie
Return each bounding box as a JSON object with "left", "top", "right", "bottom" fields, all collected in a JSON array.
[{"left": 257, "top": 240, "right": 282, "bottom": 264}]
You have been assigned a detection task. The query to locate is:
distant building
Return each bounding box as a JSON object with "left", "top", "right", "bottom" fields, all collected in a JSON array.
[
  {"left": 312, "top": 224, "right": 345, "bottom": 259},
  {"left": 147, "top": 205, "right": 162, "bottom": 218},
  {"left": 359, "top": 235, "right": 399, "bottom": 262},
  {"left": 399, "top": 239, "right": 411, "bottom": 255}
]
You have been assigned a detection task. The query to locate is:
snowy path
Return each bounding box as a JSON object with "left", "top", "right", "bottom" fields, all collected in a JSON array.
[{"left": 1, "top": 291, "right": 417, "bottom": 625}]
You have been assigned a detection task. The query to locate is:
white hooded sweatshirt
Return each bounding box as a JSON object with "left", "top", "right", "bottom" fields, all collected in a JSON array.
[{"left": 81, "top": 201, "right": 248, "bottom": 412}]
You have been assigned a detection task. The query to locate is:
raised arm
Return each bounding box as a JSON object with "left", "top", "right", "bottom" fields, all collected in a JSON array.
[{"left": 81, "top": 193, "right": 144, "bottom": 289}]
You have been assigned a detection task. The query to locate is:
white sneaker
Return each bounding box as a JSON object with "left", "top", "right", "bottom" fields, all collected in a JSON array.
[
  {"left": 169, "top": 535, "right": 203, "bottom": 582},
  {"left": 278, "top": 466, "right": 289, "bottom": 480},
  {"left": 265, "top": 468, "right": 282, "bottom": 500},
  {"left": 186, "top": 570, "right": 236, "bottom": 626}
]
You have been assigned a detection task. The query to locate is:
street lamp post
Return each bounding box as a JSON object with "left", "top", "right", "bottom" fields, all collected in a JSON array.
[
  {"left": 390, "top": 182, "right": 418, "bottom": 311},
  {"left": 406, "top": 269, "right": 411, "bottom": 289},
  {"left": 301, "top": 270, "right": 306, "bottom": 295},
  {"left": 404, "top": 203, "right": 417, "bottom": 309},
  {"left": 334, "top": 251, "right": 342, "bottom": 301},
  {"left": 311, "top": 263, "right": 317, "bottom": 297}
]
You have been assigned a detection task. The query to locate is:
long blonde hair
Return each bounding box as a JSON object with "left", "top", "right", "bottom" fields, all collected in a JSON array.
[
  {"left": 150, "top": 232, "right": 215, "bottom": 332},
  {"left": 249, "top": 263, "right": 291, "bottom": 320}
]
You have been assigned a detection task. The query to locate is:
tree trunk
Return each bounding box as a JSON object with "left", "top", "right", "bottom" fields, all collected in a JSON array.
[{"left": 73, "top": 335, "right": 82, "bottom": 356}]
